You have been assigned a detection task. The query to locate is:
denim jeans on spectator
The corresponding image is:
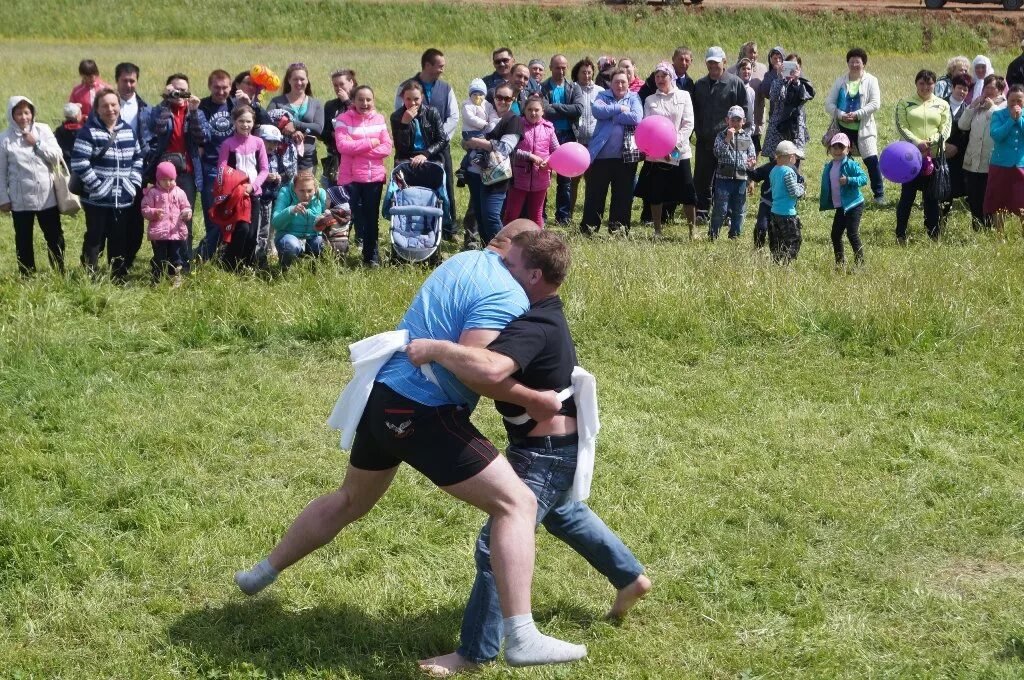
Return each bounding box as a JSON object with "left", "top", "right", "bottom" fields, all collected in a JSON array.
[
  {"left": 709, "top": 177, "right": 748, "bottom": 239},
  {"left": 465, "top": 171, "right": 507, "bottom": 246},
  {"left": 456, "top": 438, "right": 644, "bottom": 663},
  {"left": 276, "top": 233, "right": 324, "bottom": 269}
]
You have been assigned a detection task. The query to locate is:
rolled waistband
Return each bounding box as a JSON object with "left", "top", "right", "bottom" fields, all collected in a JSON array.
[{"left": 508, "top": 432, "right": 579, "bottom": 449}]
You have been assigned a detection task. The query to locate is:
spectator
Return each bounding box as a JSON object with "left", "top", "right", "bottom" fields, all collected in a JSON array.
[
  {"left": 894, "top": 70, "right": 951, "bottom": 244},
  {"left": 942, "top": 74, "right": 972, "bottom": 222},
  {"left": 639, "top": 47, "right": 695, "bottom": 102},
  {"left": 55, "top": 103, "right": 84, "bottom": 168},
  {"left": 540, "top": 54, "right": 584, "bottom": 225},
  {"left": 570, "top": 57, "right": 603, "bottom": 221},
  {"left": 1008, "top": 38, "right": 1024, "bottom": 88},
  {"left": 462, "top": 82, "right": 522, "bottom": 244},
  {"left": 490, "top": 63, "right": 532, "bottom": 115},
  {"left": 272, "top": 171, "right": 328, "bottom": 270},
  {"left": 216, "top": 104, "right": 269, "bottom": 268},
  {"left": 967, "top": 55, "right": 995, "bottom": 104},
  {"left": 321, "top": 68, "right": 357, "bottom": 188},
  {"left": 692, "top": 46, "right": 749, "bottom": 221},
  {"left": 824, "top": 47, "right": 884, "bottom": 203},
  {"left": 757, "top": 46, "right": 786, "bottom": 143},
  {"left": 959, "top": 74, "right": 1006, "bottom": 229},
  {"left": 596, "top": 56, "right": 617, "bottom": 90},
  {"left": 581, "top": 69, "right": 642, "bottom": 236},
  {"left": 735, "top": 59, "right": 757, "bottom": 148},
  {"left": 710, "top": 105, "right": 756, "bottom": 240},
  {"left": 761, "top": 55, "right": 814, "bottom": 162},
  {"left": 71, "top": 88, "right": 144, "bottom": 282},
  {"left": 69, "top": 59, "right": 109, "bottom": 119},
  {"left": 336, "top": 86, "right": 392, "bottom": 266},
  {"left": 768, "top": 140, "right": 805, "bottom": 264},
  {"left": 145, "top": 73, "right": 207, "bottom": 264},
  {"left": 728, "top": 42, "right": 767, "bottom": 144},
  {"left": 395, "top": 49, "right": 460, "bottom": 240},
  {"left": 819, "top": 133, "right": 868, "bottom": 268},
  {"left": 268, "top": 63, "right": 324, "bottom": 171},
  {"left": 390, "top": 81, "right": 449, "bottom": 167},
  {"left": 526, "top": 59, "right": 545, "bottom": 93},
  {"left": 633, "top": 61, "right": 696, "bottom": 238},
  {"left": 983, "top": 84, "right": 1024, "bottom": 236},
  {"left": 503, "top": 94, "right": 559, "bottom": 227},
  {"left": 484, "top": 47, "right": 515, "bottom": 91},
  {"left": 618, "top": 58, "right": 644, "bottom": 93},
  {"left": 935, "top": 56, "right": 970, "bottom": 100},
  {"left": 254, "top": 124, "right": 298, "bottom": 265},
  {"left": 140, "top": 161, "right": 191, "bottom": 286},
  {"left": 229, "top": 70, "right": 273, "bottom": 124},
  {"left": 0, "top": 96, "right": 65, "bottom": 275},
  {"left": 115, "top": 62, "right": 154, "bottom": 269}
]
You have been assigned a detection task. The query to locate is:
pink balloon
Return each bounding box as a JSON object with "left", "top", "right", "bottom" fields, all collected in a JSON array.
[
  {"left": 635, "top": 115, "right": 677, "bottom": 158},
  {"left": 548, "top": 142, "right": 591, "bottom": 178}
]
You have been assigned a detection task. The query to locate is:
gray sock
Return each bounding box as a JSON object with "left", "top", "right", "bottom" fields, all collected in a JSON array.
[
  {"left": 502, "top": 613, "right": 587, "bottom": 667},
  {"left": 234, "top": 558, "right": 279, "bottom": 596}
]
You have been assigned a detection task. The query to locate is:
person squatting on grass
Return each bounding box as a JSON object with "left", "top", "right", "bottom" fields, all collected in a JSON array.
[
  {"left": 819, "top": 133, "right": 868, "bottom": 268},
  {"left": 768, "top": 140, "right": 805, "bottom": 264},
  {"left": 271, "top": 171, "right": 328, "bottom": 271},
  {"left": 405, "top": 229, "right": 651, "bottom": 678},
  {"left": 235, "top": 220, "right": 588, "bottom": 673}
]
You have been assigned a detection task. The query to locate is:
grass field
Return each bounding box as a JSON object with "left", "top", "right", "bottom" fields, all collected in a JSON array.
[{"left": 2, "top": 2, "right": 1024, "bottom": 678}]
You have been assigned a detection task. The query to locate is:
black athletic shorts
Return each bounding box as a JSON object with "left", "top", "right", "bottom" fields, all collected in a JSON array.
[{"left": 349, "top": 382, "right": 499, "bottom": 487}]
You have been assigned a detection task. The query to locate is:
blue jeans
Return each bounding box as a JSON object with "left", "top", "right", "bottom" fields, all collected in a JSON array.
[
  {"left": 275, "top": 233, "right": 323, "bottom": 269},
  {"left": 710, "top": 177, "right": 748, "bottom": 240},
  {"left": 457, "top": 437, "right": 645, "bottom": 663},
  {"left": 197, "top": 167, "right": 220, "bottom": 261},
  {"left": 465, "top": 171, "right": 507, "bottom": 246}
]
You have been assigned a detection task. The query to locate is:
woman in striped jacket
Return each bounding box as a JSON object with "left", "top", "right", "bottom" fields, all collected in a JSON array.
[{"left": 71, "top": 88, "right": 144, "bottom": 282}]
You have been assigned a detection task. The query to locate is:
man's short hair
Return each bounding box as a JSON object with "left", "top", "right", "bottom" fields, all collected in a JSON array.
[
  {"left": 512, "top": 230, "right": 570, "bottom": 286},
  {"left": 492, "top": 47, "right": 514, "bottom": 59},
  {"left": 208, "top": 69, "right": 232, "bottom": 87},
  {"left": 672, "top": 47, "right": 692, "bottom": 59},
  {"left": 166, "top": 72, "right": 190, "bottom": 86},
  {"left": 421, "top": 48, "right": 444, "bottom": 69},
  {"left": 511, "top": 63, "right": 531, "bottom": 77},
  {"left": 115, "top": 62, "right": 140, "bottom": 81}
]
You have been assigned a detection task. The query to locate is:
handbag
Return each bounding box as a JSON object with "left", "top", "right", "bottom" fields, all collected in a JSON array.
[
  {"left": 50, "top": 156, "right": 81, "bottom": 216},
  {"left": 924, "top": 137, "right": 951, "bottom": 203},
  {"left": 621, "top": 125, "right": 645, "bottom": 164},
  {"left": 481, "top": 150, "right": 512, "bottom": 186},
  {"left": 821, "top": 115, "right": 843, "bottom": 148}
]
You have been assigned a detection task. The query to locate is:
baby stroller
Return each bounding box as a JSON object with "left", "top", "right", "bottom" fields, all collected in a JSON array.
[{"left": 381, "top": 161, "right": 451, "bottom": 264}]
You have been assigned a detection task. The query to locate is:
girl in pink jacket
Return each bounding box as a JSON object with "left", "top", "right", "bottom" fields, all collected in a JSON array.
[
  {"left": 503, "top": 94, "right": 560, "bottom": 227},
  {"left": 334, "top": 86, "right": 393, "bottom": 265},
  {"left": 141, "top": 161, "right": 192, "bottom": 285}
]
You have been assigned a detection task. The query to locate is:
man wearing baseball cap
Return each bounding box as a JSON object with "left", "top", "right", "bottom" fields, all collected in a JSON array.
[{"left": 692, "top": 46, "right": 750, "bottom": 224}]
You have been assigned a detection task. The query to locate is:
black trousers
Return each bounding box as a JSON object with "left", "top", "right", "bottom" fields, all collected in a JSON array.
[
  {"left": 440, "top": 146, "right": 457, "bottom": 238},
  {"left": 12, "top": 206, "right": 64, "bottom": 274},
  {"left": 581, "top": 158, "right": 638, "bottom": 233},
  {"left": 829, "top": 204, "right": 864, "bottom": 264},
  {"left": 151, "top": 239, "right": 186, "bottom": 281},
  {"left": 692, "top": 137, "right": 718, "bottom": 213},
  {"left": 82, "top": 204, "right": 134, "bottom": 281},
  {"left": 768, "top": 213, "right": 802, "bottom": 264},
  {"left": 896, "top": 175, "right": 940, "bottom": 241},
  {"left": 964, "top": 170, "right": 990, "bottom": 229},
  {"left": 221, "top": 221, "right": 256, "bottom": 270}
]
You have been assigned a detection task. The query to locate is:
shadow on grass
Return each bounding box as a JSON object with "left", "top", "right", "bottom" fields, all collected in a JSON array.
[
  {"left": 996, "top": 636, "right": 1024, "bottom": 663},
  {"left": 167, "top": 596, "right": 464, "bottom": 679}
]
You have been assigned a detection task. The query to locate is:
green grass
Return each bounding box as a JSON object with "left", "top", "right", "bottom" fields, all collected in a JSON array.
[{"left": 3, "top": 7, "right": 1024, "bottom": 679}]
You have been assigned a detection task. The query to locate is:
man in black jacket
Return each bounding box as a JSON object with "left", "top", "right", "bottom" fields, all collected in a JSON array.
[
  {"left": 1008, "top": 37, "right": 1024, "bottom": 89},
  {"left": 540, "top": 55, "right": 584, "bottom": 225},
  {"left": 692, "top": 46, "right": 749, "bottom": 221}
]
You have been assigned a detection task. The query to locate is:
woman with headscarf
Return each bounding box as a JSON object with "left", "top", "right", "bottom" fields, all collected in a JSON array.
[{"left": 968, "top": 56, "right": 996, "bottom": 105}]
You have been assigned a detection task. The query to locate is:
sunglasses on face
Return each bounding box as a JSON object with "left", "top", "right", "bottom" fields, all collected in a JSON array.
[
  {"left": 494, "top": 95, "right": 514, "bottom": 102},
  {"left": 494, "top": 58, "right": 511, "bottom": 65}
]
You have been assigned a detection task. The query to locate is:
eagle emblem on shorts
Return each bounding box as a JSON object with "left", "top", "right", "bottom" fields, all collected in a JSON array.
[{"left": 386, "top": 419, "right": 414, "bottom": 438}]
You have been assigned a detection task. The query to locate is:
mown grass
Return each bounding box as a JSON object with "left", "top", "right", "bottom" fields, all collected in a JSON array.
[{"left": 3, "top": 12, "right": 1024, "bottom": 680}]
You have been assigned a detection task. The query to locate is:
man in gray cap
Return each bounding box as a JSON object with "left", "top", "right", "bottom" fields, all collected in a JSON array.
[{"left": 692, "top": 46, "right": 749, "bottom": 223}]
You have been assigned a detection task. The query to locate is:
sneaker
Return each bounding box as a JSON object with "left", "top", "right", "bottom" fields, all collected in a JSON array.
[{"left": 874, "top": 196, "right": 887, "bottom": 206}]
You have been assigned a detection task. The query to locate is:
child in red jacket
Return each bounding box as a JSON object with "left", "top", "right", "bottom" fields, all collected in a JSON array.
[
  {"left": 141, "top": 162, "right": 192, "bottom": 286},
  {"left": 503, "top": 94, "right": 560, "bottom": 227}
]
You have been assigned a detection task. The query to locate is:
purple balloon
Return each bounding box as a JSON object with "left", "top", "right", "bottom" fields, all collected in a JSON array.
[{"left": 879, "top": 141, "right": 923, "bottom": 184}]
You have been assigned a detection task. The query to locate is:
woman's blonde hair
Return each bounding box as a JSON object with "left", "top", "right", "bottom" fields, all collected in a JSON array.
[
  {"left": 293, "top": 171, "right": 317, "bottom": 190},
  {"left": 946, "top": 56, "right": 970, "bottom": 76}
]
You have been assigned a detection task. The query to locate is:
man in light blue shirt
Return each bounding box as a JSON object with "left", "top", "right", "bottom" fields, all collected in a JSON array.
[{"left": 236, "top": 220, "right": 588, "bottom": 671}]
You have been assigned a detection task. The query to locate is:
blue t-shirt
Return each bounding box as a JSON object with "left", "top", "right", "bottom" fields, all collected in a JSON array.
[
  {"left": 551, "top": 85, "right": 570, "bottom": 132},
  {"left": 376, "top": 250, "right": 530, "bottom": 408},
  {"left": 770, "top": 165, "right": 800, "bottom": 216}
]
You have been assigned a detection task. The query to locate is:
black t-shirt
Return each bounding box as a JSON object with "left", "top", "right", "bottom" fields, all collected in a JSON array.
[{"left": 487, "top": 295, "right": 577, "bottom": 437}]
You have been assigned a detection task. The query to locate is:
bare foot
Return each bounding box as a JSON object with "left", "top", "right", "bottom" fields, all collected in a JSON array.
[
  {"left": 608, "top": 574, "right": 652, "bottom": 619},
  {"left": 417, "top": 652, "right": 479, "bottom": 677}
]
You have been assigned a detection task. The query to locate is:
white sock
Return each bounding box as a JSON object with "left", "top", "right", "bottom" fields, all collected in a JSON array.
[
  {"left": 234, "top": 558, "right": 279, "bottom": 596},
  {"left": 502, "top": 613, "right": 587, "bottom": 668}
]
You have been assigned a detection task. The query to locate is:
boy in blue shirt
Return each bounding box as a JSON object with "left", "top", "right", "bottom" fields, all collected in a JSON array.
[{"left": 768, "top": 140, "right": 805, "bottom": 263}]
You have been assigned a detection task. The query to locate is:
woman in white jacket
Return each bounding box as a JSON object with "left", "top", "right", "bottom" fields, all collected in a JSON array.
[
  {"left": 0, "top": 96, "right": 64, "bottom": 274},
  {"left": 633, "top": 61, "right": 696, "bottom": 237},
  {"left": 824, "top": 48, "right": 884, "bottom": 204},
  {"left": 958, "top": 74, "right": 1006, "bottom": 230}
]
